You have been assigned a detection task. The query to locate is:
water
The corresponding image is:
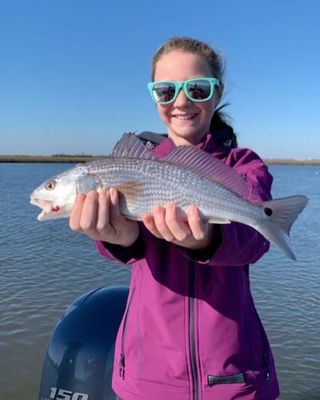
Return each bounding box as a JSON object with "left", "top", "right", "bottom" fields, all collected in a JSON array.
[{"left": 0, "top": 163, "right": 319, "bottom": 400}]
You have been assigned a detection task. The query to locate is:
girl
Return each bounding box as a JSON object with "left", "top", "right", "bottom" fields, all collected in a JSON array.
[{"left": 70, "top": 37, "right": 280, "bottom": 400}]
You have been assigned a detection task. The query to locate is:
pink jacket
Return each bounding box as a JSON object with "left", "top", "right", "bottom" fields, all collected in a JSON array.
[{"left": 97, "top": 131, "right": 280, "bottom": 400}]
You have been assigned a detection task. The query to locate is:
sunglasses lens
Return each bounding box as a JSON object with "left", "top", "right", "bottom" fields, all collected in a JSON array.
[
  {"left": 186, "top": 79, "right": 212, "bottom": 100},
  {"left": 152, "top": 82, "right": 176, "bottom": 103}
]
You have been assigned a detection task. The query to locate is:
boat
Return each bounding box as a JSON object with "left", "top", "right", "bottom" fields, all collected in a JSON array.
[{"left": 38, "top": 286, "right": 129, "bottom": 400}]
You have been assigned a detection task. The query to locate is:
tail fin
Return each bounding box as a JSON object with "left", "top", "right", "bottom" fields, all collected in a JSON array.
[{"left": 256, "top": 195, "right": 309, "bottom": 260}]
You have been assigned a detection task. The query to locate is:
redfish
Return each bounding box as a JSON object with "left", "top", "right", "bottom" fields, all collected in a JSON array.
[{"left": 30, "top": 133, "right": 308, "bottom": 259}]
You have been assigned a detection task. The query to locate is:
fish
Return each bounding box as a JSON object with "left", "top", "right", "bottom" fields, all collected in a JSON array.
[{"left": 30, "top": 133, "right": 308, "bottom": 260}]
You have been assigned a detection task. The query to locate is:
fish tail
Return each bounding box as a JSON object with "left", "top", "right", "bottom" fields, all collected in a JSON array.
[{"left": 256, "top": 195, "right": 308, "bottom": 260}]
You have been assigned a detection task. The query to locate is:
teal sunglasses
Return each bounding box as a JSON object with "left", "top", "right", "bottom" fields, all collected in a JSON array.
[{"left": 147, "top": 77, "right": 219, "bottom": 104}]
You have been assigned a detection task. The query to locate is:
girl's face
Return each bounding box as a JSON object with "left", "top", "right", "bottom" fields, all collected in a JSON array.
[{"left": 153, "top": 50, "right": 221, "bottom": 146}]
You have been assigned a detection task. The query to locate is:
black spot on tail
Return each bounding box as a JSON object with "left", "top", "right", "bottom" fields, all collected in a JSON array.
[{"left": 264, "top": 207, "right": 273, "bottom": 216}]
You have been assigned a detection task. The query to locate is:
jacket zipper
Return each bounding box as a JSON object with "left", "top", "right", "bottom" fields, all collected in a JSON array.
[
  {"left": 264, "top": 352, "right": 271, "bottom": 380},
  {"left": 119, "top": 286, "right": 136, "bottom": 379},
  {"left": 252, "top": 300, "right": 272, "bottom": 382},
  {"left": 189, "top": 261, "right": 199, "bottom": 400}
]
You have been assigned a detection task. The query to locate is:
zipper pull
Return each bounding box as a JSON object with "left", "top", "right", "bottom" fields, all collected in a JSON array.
[
  {"left": 264, "top": 352, "right": 271, "bottom": 381},
  {"left": 265, "top": 370, "right": 270, "bottom": 381},
  {"left": 119, "top": 353, "right": 125, "bottom": 379}
]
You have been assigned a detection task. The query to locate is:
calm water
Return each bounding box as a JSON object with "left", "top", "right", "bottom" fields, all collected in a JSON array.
[{"left": 0, "top": 163, "right": 319, "bottom": 400}]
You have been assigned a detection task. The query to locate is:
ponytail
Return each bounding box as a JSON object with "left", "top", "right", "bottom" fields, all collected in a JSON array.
[{"left": 210, "top": 103, "right": 238, "bottom": 147}]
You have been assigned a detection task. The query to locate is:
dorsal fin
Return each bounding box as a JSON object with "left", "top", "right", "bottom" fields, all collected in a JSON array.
[
  {"left": 111, "top": 133, "right": 248, "bottom": 198},
  {"left": 112, "top": 133, "right": 156, "bottom": 160},
  {"left": 161, "top": 146, "right": 248, "bottom": 198}
]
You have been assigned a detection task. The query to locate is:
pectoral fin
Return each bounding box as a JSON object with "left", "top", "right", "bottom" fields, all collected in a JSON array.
[{"left": 208, "top": 217, "right": 231, "bottom": 224}]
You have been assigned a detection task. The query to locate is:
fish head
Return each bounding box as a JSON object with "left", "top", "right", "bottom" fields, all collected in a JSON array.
[{"left": 30, "top": 165, "right": 98, "bottom": 221}]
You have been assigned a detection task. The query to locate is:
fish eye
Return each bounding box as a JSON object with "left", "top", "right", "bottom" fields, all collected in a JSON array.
[{"left": 45, "top": 180, "right": 56, "bottom": 190}]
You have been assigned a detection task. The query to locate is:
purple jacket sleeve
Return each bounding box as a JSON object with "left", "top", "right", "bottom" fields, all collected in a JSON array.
[
  {"left": 96, "top": 224, "right": 145, "bottom": 265},
  {"left": 185, "top": 148, "right": 273, "bottom": 267}
]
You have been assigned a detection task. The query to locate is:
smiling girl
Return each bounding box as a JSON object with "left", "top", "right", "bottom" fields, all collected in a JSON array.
[{"left": 70, "top": 37, "right": 280, "bottom": 400}]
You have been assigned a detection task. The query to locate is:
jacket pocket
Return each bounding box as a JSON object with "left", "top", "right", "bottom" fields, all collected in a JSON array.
[
  {"left": 207, "top": 372, "right": 245, "bottom": 386},
  {"left": 119, "top": 286, "right": 136, "bottom": 379}
]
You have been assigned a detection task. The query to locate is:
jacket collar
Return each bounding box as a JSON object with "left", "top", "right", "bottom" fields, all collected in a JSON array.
[{"left": 153, "top": 130, "right": 235, "bottom": 158}]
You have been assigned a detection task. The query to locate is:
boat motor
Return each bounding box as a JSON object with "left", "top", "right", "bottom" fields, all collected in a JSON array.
[{"left": 38, "top": 286, "right": 129, "bottom": 400}]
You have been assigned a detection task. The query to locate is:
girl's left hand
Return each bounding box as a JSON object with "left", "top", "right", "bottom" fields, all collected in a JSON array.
[{"left": 142, "top": 203, "right": 213, "bottom": 250}]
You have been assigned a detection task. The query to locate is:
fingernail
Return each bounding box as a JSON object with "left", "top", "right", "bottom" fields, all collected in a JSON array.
[
  {"left": 110, "top": 188, "right": 118, "bottom": 202},
  {"left": 77, "top": 193, "right": 86, "bottom": 202}
]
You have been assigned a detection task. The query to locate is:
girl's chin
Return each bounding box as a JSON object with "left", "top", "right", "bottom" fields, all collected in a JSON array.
[
  {"left": 171, "top": 120, "right": 199, "bottom": 133},
  {"left": 169, "top": 128, "right": 206, "bottom": 145}
]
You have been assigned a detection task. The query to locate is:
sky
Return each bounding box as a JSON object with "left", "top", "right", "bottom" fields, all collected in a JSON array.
[{"left": 0, "top": 0, "right": 319, "bottom": 159}]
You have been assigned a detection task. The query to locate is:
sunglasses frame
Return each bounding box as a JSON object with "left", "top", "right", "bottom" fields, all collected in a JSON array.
[{"left": 147, "top": 77, "right": 220, "bottom": 104}]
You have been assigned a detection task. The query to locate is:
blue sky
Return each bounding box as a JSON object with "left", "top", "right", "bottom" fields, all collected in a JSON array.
[{"left": 1, "top": 0, "right": 319, "bottom": 158}]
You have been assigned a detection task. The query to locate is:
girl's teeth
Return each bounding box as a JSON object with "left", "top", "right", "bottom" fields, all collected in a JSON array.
[{"left": 175, "top": 114, "right": 195, "bottom": 120}]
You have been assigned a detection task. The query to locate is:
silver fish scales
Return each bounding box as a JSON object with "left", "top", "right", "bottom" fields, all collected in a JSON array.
[{"left": 30, "top": 133, "right": 308, "bottom": 259}]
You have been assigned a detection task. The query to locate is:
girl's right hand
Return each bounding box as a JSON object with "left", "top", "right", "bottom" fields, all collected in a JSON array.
[{"left": 69, "top": 188, "right": 139, "bottom": 247}]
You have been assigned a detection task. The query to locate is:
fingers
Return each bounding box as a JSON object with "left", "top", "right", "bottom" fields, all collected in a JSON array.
[
  {"left": 142, "top": 213, "right": 163, "bottom": 240},
  {"left": 80, "top": 190, "right": 99, "bottom": 234},
  {"left": 109, "top": 187, "right": 121, "bottom": 222},
  {"left": 152, "top": 205, "right": 173, "bottom": 241},
  {"left": 143, "top": 205, "right": 175, "bottom": 241},
  {"left": 70, "top": 189, "right": 109, "bottom": 235},
  {"left": 96, "top": 189, "right": 110, "bottom": 232},
  {"left": 69, "top": 193, "right": 86, "bottom": 231},
  {"left": 165, "top": 203, "right": 190, "bottom": 241},
  {"left": 70, "top": 192, "right": 209, "bottom": 248},
  {"left": 143, "top": 205, "right": 170, "bottom": 240},
  {"left": 69, "top": 190, "right": 100, "bottom": 237},
  {"left": 143, "top": 203, "right": 193, "bottom": 242},
  {"left": 69, "top": 189, "right": 139, "bottom": 246},
  {"left": 142, "top": 203, "right": 210, "bottom": 250},
  {"left": 187, "top": 204, "right": 208, "bottom": 241}
]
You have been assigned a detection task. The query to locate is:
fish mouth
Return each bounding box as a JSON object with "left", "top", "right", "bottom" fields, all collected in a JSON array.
[{"left": 30, "top": 197, "right": 55, "bottom": 221}]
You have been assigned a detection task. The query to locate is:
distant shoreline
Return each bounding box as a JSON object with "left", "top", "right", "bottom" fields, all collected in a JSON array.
[
  {"left": 0, "top": 155, "right": 99, "bottom": 163},
  {"left": 0, "top": 155, "right": 320, "bottom": 165}
]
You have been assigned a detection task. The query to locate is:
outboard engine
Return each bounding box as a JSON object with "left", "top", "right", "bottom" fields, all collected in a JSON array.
[{"left": 38, "top": 286, "right": 129, "bottom": 400}]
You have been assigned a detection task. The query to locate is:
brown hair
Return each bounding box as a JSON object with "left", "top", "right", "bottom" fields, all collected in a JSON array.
[{"left": 151, "top": 36, "right": 237, "bottom": 147}]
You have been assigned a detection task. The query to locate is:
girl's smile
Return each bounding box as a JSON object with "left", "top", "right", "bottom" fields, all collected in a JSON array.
[{"left": 172, "top": 113, "right": 197, "bottom": 120}]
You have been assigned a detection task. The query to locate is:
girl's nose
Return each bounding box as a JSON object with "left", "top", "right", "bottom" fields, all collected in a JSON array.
[{"left": 174, "top": 88, "right": 191, "bottom": 106}]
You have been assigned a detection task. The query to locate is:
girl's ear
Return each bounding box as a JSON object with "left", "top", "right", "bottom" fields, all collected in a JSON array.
[{"left": 215, "top": 82, "right": 224, "bottom": 106}]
